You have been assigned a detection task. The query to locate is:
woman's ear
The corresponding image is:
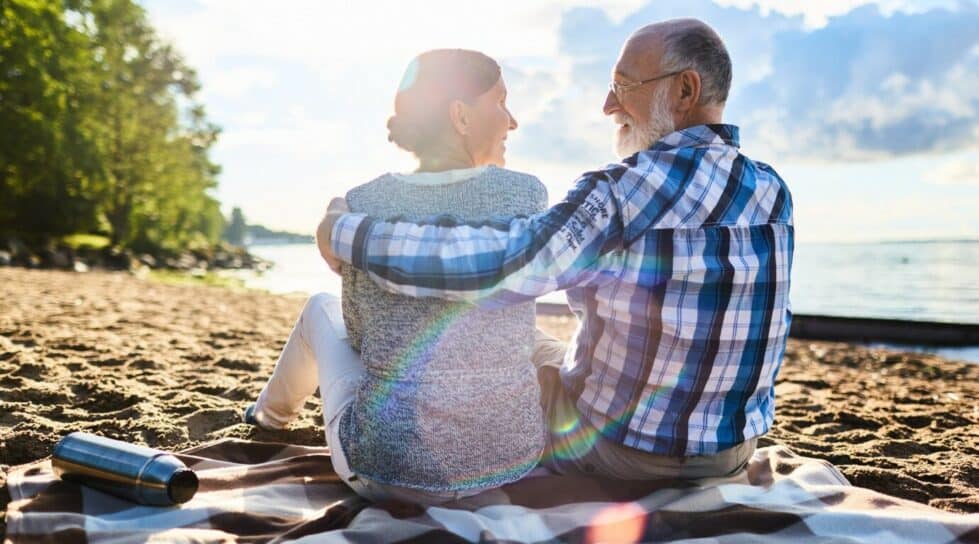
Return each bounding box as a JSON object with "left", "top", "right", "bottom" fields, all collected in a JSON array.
[{"left": 448, "top": 99, "right": 470, "bottom": 136}]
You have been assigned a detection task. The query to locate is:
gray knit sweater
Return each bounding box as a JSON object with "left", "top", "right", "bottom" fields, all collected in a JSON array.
[{"left": 339, "top": 165, "right": 548, "bottom": 492}]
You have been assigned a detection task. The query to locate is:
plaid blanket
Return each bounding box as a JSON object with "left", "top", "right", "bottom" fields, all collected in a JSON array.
[{"left": 4, "top": 440, "right": 978, "bottom": 543}]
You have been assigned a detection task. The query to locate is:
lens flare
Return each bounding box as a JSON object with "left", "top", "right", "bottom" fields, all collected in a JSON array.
[
  {"left": 398, "top": 58, "right": 420, "bottom": 92},
  {"left": 539, "top": 380, "right": 678, "bottom": 467},
  {"left": 585, "top": 502, "right": 647, "bottom": 544},
  {"left": 360, "top": 304, "right": 539, "bottom": 488}
]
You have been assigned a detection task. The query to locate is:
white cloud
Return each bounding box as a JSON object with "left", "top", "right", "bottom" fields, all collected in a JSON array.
[
  {"left": 202, "top": 67, "right": 276, "bottom": 99},
  {"left": 925, "top": 158, "right": 979, "bottom": 186},
  {"left": 236, "top": 112, "right": 269, "bottom": 127},
  {"left": 755, "top": 3, "right": 979, "bottom": 159},
  {"left": 137, "top": 0, "right": 979, "bottom": 240},
  {"left": 713, "top": 0, "right": 959, "bottom": 27},
  {"left": 147, "top": 0, "right": 615, "bottom": 72},
  {"left": 537, "top": 0, "right": 979, "bottom": 161}
]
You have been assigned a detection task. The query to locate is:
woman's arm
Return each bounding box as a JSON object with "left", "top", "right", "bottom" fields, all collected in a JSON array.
[{"left": 318, "top": 198, "right": 349, "bottom": 274}]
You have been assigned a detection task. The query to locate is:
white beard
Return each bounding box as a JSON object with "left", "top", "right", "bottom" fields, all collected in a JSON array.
[{"left": 614, "top": 84, "right": 676, "bottom": 158}]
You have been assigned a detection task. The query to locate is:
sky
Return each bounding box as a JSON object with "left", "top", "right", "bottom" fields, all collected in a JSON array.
[{"left": 140, "top": 0, "right": 979, "bottom": 243}]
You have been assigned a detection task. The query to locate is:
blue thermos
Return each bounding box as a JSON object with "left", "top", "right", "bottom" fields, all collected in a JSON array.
[{"left": 52, "top": 432, "right": 199, "bottom": 506}]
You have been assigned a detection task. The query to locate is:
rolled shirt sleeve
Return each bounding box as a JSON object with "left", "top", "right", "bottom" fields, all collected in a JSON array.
[
  {"left": 330, "top": 170, "right": 625, "bottom": 306},
  {"left": 330, "top": 212, "right": 369, "bottom": 268}
]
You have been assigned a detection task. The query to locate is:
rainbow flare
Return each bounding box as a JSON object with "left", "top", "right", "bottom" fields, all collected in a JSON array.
[
  {"left": 357, "top": 300, "right": 682, "bottom": 485},
  {"left": 357, "top": 303, "right": 541, "bottom": 488}
]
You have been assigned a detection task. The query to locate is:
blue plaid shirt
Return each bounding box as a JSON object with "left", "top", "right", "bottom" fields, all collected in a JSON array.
[{"left": 331, "top": 124, "right": 794, "bottom": 456}]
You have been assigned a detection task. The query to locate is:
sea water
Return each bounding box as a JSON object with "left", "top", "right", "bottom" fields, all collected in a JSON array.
[
  {"left": 236, "top": 240, "right": 979, "bottom": 361},
  {"left": 791, "top": 240, "right": 979, "bottom": 325}
]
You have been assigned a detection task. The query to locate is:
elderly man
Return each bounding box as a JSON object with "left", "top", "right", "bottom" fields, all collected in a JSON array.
[{"left": 321, "top": 19, "right": 793, "bottom": 481}]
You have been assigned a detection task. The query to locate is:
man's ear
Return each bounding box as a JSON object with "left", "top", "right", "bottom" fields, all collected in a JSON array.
[
  {"left": 676, "top": 70, "right": 702, "bottom": 112},
  {"left": 448, "top": 99, "right": 470, "bottom": 136}
]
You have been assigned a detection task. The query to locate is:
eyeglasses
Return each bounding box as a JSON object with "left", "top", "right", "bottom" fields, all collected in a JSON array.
[{"left": 608, "top": 70, "right": 685, "bottom": 100}]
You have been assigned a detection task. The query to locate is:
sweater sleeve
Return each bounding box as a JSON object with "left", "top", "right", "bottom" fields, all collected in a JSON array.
[{"left": 339, "top": 267, "right": 363, "bottom": 351}]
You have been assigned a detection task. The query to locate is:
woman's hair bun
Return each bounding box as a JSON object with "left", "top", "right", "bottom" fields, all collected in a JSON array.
[{"left": 386, "top": 114, "right": 418, "bottom": 153}]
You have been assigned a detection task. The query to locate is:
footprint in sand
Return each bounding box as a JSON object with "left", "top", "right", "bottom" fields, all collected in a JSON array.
[
  {"left": 11, "top": 361, "right": 45, "bottom": 380},
  {"left": 71, "top": 383, "right": 141, "bottom": 413},
  {"left": 185, "top": 408, "right": 242, "bottom": 441},
  {"left": 215, "top": 357, "right": 260, "bottom": 372},
  {"left": 127, "top": 358, "right": 158, "bottom": 370}
]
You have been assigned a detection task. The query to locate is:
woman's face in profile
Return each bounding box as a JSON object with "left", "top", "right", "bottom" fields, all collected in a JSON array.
[{"left": 463, "top": 78, "right": 518, "bottom": 167}]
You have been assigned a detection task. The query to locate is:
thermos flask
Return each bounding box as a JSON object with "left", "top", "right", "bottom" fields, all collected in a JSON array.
[{"left": 52, "top": 432, "right": 199, "bottom": 506}]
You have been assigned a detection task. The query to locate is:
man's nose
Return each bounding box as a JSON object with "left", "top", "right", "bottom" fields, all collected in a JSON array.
[{"left": 603, "top": 89, "right": 621, "bottom": 116}]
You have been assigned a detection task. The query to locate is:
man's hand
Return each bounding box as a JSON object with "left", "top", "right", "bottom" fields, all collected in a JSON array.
[{"left": 316, "top": 197, "right": 350, "bottom": 274}]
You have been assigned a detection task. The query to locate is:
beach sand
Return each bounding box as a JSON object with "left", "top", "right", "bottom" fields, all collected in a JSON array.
[{"left": 1, "top": 268, "right": 977, "bottom": 534}]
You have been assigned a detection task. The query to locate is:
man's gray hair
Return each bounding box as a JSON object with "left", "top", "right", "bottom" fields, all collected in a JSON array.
[{"left": 660, "top": 24, "right": 732, "bottom": 105}]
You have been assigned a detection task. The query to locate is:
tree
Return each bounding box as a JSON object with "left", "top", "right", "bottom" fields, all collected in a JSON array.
[
  {"left": 0, "top": 0, "right": 225, "bottom": 253},
  {"left": 225, "top": 207, "right": 246, "bottom": 247},
  {"left": 0, "top": 0, "right": 102, "bottom": 236},
  {"left": 81, "top": 0, "right": 223, "bottom": 251}
]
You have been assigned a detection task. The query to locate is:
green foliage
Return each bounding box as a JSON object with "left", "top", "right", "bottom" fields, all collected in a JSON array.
[
  {"left": 0, "top": 0, "right": 224, "bottom": 252},
  {"left": 60, "top": 232, "right": 110, "bottom": 249},
  {"left": 148, "top": 269, "right": 246, "bottom": 290}
]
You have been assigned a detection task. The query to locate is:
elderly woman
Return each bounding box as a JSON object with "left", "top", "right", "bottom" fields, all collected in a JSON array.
[{"left": 246, "top": 49, "right": 547, "bottom": 504}]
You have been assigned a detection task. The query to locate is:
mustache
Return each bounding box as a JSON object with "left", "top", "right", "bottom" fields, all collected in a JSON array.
[{"left": 613, "top": 113, "right": 634, "bottom": 126}]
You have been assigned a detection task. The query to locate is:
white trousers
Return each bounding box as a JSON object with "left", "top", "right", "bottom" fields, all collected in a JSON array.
[{"left": 253, "top": 293, "right": 364, "bottom": 485}]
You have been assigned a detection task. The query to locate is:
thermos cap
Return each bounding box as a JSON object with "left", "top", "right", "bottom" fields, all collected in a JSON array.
[{"left": 168, "top": 469, "right": 199, "bottom": 504}]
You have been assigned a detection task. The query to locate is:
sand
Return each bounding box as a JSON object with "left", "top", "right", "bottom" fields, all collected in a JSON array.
[{"left": 1, "top": 268, "right": 977, "bottom": 535}]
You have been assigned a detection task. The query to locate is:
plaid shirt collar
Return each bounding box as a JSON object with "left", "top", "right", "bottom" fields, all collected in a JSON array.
[
  {"left": 614, "top": 124, "right": 743, "bottom": 243},
  {"left": 646, "top": 123, "right": 740, "bottom": 155}
]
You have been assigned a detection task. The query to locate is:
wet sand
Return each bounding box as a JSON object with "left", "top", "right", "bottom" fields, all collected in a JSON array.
[{"left": 1, "top": 268, "right": 977, "bottom": 535}]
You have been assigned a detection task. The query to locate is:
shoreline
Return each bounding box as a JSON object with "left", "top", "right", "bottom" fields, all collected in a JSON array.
[
  {"left": 1, "top": 268, "right": 977, "bottom": 534},
  {"left": 537, "top": 303, "right": 979, "bottom": 364}
]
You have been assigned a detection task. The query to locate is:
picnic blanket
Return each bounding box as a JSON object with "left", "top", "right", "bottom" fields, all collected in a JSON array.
[{"left": 4, "top": 440, "right": 978, "bottom": 544}]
